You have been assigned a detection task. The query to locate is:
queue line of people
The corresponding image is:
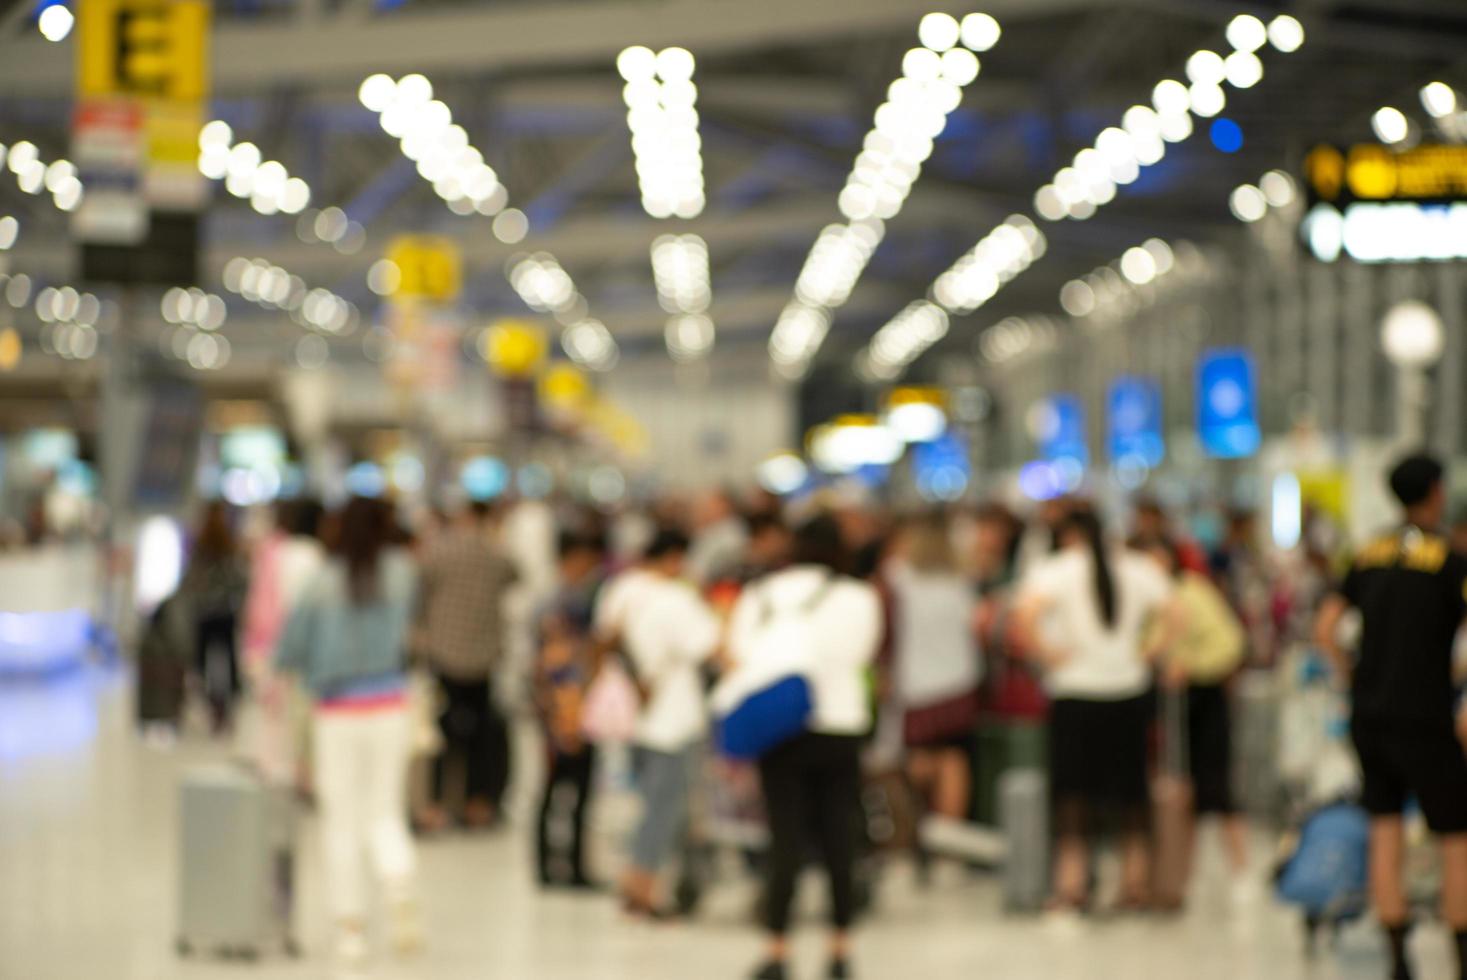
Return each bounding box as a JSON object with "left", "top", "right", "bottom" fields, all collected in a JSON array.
[{"left": 151, "top": 459, "right": 1467, "bottom": 980}]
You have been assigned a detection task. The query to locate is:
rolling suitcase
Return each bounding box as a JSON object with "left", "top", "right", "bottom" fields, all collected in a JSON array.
[
  {"left": 1234, "top": 669, "right": 1282, "bottom": 820},
  {"left": 1152, "top": 688, "right": 1194, "bottom": 910},
  {"left": 177, "top": 764, "right": 299, "bottom": 961},
  {"left": 136, "top": 597, "right": 190, "bottom": 729},
  {"left": 999, "top": 768, "right": 1049, "bottom": 912}
]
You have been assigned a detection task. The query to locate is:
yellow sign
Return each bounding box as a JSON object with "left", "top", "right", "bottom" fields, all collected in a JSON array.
[
  {"left": 1306, "top": 143, "right": 1467, "bottom": 203},
  {"left": 0, "top": 327, "right": 20, "bottom": 371},
  {"left": 385, "top": 236, "right": 462, "bottom": 303},
  {"left": 540, "top": 363, "right": 591, "bottom": 412},
  {"left": 78, "top": 0, "right": 210, "bottom": 101},
  {"left": 885, "top": 385, "right": 947, "bottom": 410},
  {"left": 1297, "top": 470, "right": 1349, "bottom": 525},
  {"left": 484, "top": 319, "right": 547, "bottom": 378}
]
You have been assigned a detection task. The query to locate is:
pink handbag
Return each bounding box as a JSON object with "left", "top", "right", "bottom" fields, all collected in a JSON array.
[{"left": 580, "top": 663, "right": 640, "bottom": 743}]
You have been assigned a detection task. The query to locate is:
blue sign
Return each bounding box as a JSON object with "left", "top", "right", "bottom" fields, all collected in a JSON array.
[
  {"left": 1035, "top": 394, "right": 1088, "bottom": 464},
  {"left": 1197, "top": 349, "right": 1262, "bottom": 459},
  {"left": 1108, "top": 377, "right": 1164, "bottom": 467},
  {"left": 912, "top": 430, "right": 969, "bottom": 501}
]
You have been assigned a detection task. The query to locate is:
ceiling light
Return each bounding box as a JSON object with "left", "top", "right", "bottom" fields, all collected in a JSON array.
[
  {"left": 1267, "top": 15, "right": 1305, "bottom": 53},
  {"left": 1230, "top": 184, "right": 1268, "bottom": 222},
  {"left": 1372, "top": 106, "right": 1409, "bottom": 145},
  {"left": 37, "top": 4, "right": 73, "bottom": 42},
  {"left": 1185, "top": 50, "right": 1226, "bottom": 87},
  {"left": 1223, "top": 51, "right": 1263, "bottom": 89},
  {"left": 1225, "top": 14, "right": 1267, "bottom": 53},
  {"left": 1421, "top": 81, "right": 1456, "bottom": 119},
  {"left": 960, "top": 12, "right": 1001, "bottom": 52},
  {"left": 918, "top": 12, "right": 961, "bottom": 52}
]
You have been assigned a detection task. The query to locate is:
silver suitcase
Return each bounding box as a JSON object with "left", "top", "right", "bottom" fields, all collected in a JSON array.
[
  {"left": 177, "top": 764, "right": 299, "bottom": 961},
  {"left": 999, "top": 768, "right": 1049, "bottom": 913},
  {"left": 997, "top": 768, "right": 1056, "bottom": 915}
]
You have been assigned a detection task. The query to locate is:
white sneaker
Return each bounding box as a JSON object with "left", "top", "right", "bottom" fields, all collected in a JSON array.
[
  {"left": 1043, "top": 907, "right": 1085, "bottom": 940},
  {"left": 334, "top": 929, "right": 370, "bottom": 970},
  {"left": 1230, "top": 875, "right": 1264, "bottom": 909},
  {"left": 390, "top": 900, "right": 426, "bottom": 956}
]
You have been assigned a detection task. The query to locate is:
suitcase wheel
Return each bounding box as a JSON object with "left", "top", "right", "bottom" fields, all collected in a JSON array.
[
  {"left": 175, "top": 938, "right": 192, "bottom": 958},
  {"left": 284, "top": 938, "right": 303, "bottom": 959}
]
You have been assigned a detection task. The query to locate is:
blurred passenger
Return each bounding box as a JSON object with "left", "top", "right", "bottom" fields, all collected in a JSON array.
[
  {"left": 736, "top": 512, "right": 793, "bottom": 584},
  {"left": 414, "top": 501, "right": 519, "bottom": 831},
  {"left": 180, "top": 501, "right": 249, "bottom": 733},
  {"left": 276, "top": 497, "right": 422, "bottom": 968},
  {"left": 886, "top": 514, "right": 982, "bottom": 821},
  {"left": 1450, "top": 504, "right": 1467, "bottom": 558},
  {"left": 1212, "top": 508, "right": 1276, "bottom": 665},
  {"left": 533, "top": 530, "right": 607, "bottom": 889},
  {"left": 688, "top": 489, "right": 749, "bottom": 586},
  {"left": 1137, "top": 535, "right": 1252, "bottom": 900},
  {"left": 1133, "top": 497, "right": 1209, "bottom": 575},
  {"left": 611, "top": 528, "right": 722, "bottom": 917},
  {"left": 728, "top": 515, "right": 882, "bottom": 980},
  {"left": 1013, "top": 508, "right": 1177, "bottom": 914},
  {"left": 240, "top": 498, "right": 326, "bottom": 784},
  {"left": 1014, "top": 496, "right": 1072, "bottom": 579},
  {"left": 1315, "top": 453, "right": 1467, "bottom": 980}
]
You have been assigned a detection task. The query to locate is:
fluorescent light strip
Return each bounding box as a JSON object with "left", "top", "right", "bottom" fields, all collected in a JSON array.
[
  {"left": 617, "top": 46, "right": 706, "bottom": 220},
  {"left": 0, "top": 141, "right": 83, "bottom": 212},
  {"left": 1057, "top": 238, "right": 1212, "bottom": 325},
  {"left": 1035, "top": 13, "right": 1304, "bottom": 223},
  {"left": 651, "top": 233, "right": 714, "bottom": 361},
  {"left": 359, "top": 73, "right": 513, "bottom": 222},
  {"left": 222, "top": 256, "right": 358, "bottom": 335},
  {"left": 507, "top": 252, "right": 619, "bottom": 372},
  {"left": 197, "top": 121, "right": 311, "bottom": 216},
  {"left": 771, "top": 11, "right": 1001, "bottom": 377},
  {"left": 976, "top": 315, "right": 1060, "bottom": 365},
  {"left": 864, "top": 300, "right": 949, "bottom": 380},
  {"left": 857, "top": 12, "right": 1304, "bottom": 381}
]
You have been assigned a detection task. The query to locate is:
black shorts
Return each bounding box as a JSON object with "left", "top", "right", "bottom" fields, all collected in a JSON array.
[
  {"left": 1351, "top": 720, "right": 1467, "bottom": 835},
  {"left": 1187, "top": 684, "right": 1235, "bottom": 816},
  {"left": 1050, "top": 694, "right": 1152, "bottom": 819}
]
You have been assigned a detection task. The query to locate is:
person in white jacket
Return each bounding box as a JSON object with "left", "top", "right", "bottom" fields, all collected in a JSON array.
[{"left": 725, "top": 515, "right": 882, "bottom": 980}]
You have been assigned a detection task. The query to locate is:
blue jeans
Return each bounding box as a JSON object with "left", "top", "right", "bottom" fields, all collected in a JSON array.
[{"left": 629, "top": 745, "right": 694, "bottom": 871}]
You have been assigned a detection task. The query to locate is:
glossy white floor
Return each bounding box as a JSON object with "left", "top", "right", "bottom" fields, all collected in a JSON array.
[{"left": 0, "top": 666, "right": 1455, "bottom": 980}]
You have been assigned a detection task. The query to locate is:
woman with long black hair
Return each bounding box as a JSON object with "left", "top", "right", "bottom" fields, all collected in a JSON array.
[
  {"left": 1013, "top": 506, "right": 1178, "bottom": 914},
  {"left": 277, "top": 497, "right": 422, "bottom": 970}
]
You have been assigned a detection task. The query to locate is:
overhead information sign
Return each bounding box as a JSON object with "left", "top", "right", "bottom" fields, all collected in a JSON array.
[
  {"left": 1305, "top": 143, "right": 1467, "bottom": 205},
  {"left": 1107, "top": 377, "right": 1163, "bottom": 467},
  {"left": 1197, "top": 349, "right": 1261, "bottom": 460},
  {"left": 74, "top": 0, "right": 209, "bottom": 282}
]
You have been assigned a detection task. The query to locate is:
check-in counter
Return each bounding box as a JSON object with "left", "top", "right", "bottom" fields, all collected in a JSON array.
[{"left": 0, "top": 546, "right": 101, "bottom": 676}]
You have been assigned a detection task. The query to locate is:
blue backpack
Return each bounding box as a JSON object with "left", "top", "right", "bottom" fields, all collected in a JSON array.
[
  {"left": 1275, "top": 802, "right": 1369, "bottom": 918},
  {"left": 712, "top": 575, "right": 835, "bottom": 760}
]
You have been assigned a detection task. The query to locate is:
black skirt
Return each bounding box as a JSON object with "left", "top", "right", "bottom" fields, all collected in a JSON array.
[{"left": 1049, "top": 693, "right": 1153, "bottom": 810}]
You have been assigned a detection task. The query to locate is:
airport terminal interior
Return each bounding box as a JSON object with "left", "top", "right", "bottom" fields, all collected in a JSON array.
[{"left": 4, "top": 0, "right": 1467, "bottom": 978}]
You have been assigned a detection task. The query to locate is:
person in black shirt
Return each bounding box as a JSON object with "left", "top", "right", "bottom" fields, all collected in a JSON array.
[{"left": 1316, "top": 452, "right": 1467, "bottom": 980}]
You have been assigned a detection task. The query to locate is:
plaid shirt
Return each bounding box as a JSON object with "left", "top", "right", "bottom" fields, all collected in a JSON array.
[{"left": 415, "top": 532, "right": 518, "bottom": 681}]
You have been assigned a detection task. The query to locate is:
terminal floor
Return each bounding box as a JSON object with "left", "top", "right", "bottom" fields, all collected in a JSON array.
[{"left": 0, "top": 666, "right": 1456, "bottom": 980}]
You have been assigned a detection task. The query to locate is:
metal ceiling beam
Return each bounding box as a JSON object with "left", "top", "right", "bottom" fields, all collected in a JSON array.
[{"left": 0, "top": 0, "right": 1089, "bottom": 97}]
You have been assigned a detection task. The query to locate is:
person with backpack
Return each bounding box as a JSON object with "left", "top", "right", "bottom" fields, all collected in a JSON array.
[
  {"left": 1012, "top": 507, "right": 1178, "bottom": 916},
  {"left": 1315, "top": 453, "right": 1467, "bottom": 980},
  {"left": 723, "top": 515, "right": 882, "bottom": 980}
]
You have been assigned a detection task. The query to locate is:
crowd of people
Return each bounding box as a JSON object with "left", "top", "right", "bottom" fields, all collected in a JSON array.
[{"left": 151, "top": 457, "right": 1467, "bottom": 980}]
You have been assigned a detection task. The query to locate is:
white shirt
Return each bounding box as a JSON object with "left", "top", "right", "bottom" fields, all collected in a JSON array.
[
  {"left": 1020, "top": 547, "right": 1173, "bottom": 701},
  {"left": 592, "top": 567, "right": 660, "bottom": 641},
  {"left": 887, "top": 563, "right": 981, "bottom": 708},
  {"left": 607, "top": 573, "right": 722, "bottom": 752},
  {"left": 726, "top": 566, "right": 883, "bottom": 736}
]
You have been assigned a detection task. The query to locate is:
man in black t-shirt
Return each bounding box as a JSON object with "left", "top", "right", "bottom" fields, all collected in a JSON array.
[{"left": 1317, "top": 453, "right": 1467, "bottom": 980}]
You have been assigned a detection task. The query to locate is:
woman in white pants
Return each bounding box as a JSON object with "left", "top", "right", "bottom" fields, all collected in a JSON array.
[{"left": 278, "top": 496, "right": 422, "bottom": 969}]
